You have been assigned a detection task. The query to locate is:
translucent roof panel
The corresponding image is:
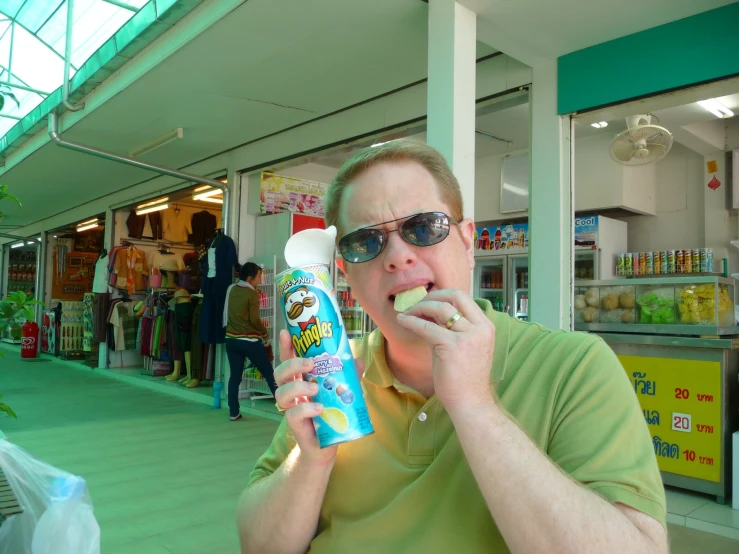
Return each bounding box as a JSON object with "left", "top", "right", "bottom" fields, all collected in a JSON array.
[{"left": 0, "top": 0, "right": 150, "bottom": 140}]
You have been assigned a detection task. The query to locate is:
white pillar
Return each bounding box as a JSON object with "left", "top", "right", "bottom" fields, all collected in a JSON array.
[
  {"left": 98, "top": 208, "right": 114, "bottom": 369},
  {"left": 528, "top": 62, "right": 573, "bottom": 330},
  {"left": 426, "top": 0, "right": 477, "bottom": 224}
]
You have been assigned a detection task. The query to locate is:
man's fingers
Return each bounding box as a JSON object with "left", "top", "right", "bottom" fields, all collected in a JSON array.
[
  {"left": 275, "top": 380, "right": 319, "bottom": 409},
  {"left": 278, "top": 329, "right": 295, "bottom": 363},
  {"left": 396, "top": 312, "right": 451, "bottom": 344},
  {"left": 355, "top": 358, "right": 365, "bottom": 379},
  {"left": 274, "top": 356, "right": 314, "bottom": 386},
  {"left": 285, "top": 402, "right": 324, "bottom": 425},
  {"left": 403, "top": 300, "right": 472, "bottom": 331},
  {"left": 423, "top": 289, "right": 489, "bottom": 326}
]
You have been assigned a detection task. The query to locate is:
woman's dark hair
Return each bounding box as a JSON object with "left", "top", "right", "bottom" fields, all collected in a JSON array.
[{"left": 240, "top": 262, "right": 262, "bottom": 281}]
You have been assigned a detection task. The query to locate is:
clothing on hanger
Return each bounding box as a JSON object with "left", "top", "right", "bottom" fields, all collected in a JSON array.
[
  {"left": 191, "top": 210, "right": 218, "bottom": 247},
  {"left": 163, "top": 207, "right": 193, "bottom": 243},
  {"left": 198, "top": 232, "right": 237, "bottom": 344}
]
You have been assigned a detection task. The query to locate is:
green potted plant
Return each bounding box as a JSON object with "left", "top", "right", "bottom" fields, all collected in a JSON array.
[
  {"left": 0, "top": 184, "right": 22, "bottom": 420},
  {"left": 0, "top": 184, "right": 21, "bottom": 221},
  {"left": 0, "top": 291, "right": 41, "bottom": 343}
]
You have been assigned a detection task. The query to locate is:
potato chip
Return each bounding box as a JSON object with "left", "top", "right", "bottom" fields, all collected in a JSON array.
[
  {"left": 393, "top": 285, "right": 428, "bottom": 312},
  {"left": 320, "top": 408, "right": 349, "bottom": 434}
]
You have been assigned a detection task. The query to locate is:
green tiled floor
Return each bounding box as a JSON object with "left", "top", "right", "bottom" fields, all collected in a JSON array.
[
  {"left": 2, "top": 345, "right": 738, "bottom": 553},
  {"left": 0, "top": 345, "right": 279, "bottom": 553}
]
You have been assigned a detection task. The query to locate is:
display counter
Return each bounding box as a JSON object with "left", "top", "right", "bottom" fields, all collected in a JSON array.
[{"left": 575, "top": 277, "right": 739, "bottom": 503}]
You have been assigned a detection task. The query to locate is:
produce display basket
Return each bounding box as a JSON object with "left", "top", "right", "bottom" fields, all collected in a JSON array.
[{"left": 574, "top": 276, "right": 738, "bottom": 336}]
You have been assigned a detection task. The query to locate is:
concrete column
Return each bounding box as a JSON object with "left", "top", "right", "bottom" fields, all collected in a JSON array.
[
  {"left": 98, "top": 208, "right": 114, "bottom": 369},
  {"left": 426, "top": 0, "right": 477, "bottom": 224},
  {"left": 703, "top": 153, "right": 734, "bottom": 276},
  {"left": 35, "top": 232, "right": 47, "bottom": 324},
  {"left": 528, "top": 62, "right": 573, "bottom": 330}
]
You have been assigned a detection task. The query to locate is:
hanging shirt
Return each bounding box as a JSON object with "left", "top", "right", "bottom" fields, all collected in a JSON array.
[
  {"left": 92, "top": 254, "right": 110, "bottom": 294},
  {"left": 207, "top": 248, "right": 217, "bottom": 278},
  {"left": 163, "top": 209, "right": 192, "bottom": 243},
  {"left": 148, "top": 252, "right": 185, "bottom": 273}
]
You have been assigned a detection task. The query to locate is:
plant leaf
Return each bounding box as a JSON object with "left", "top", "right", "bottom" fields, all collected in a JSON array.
[{"left": 0, "top": 403, "right": 18, "bottom": 419}]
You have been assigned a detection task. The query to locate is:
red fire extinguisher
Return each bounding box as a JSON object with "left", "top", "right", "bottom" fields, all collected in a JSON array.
[{"left": 21, "top": 321, "right": 40, "bottom": 359}]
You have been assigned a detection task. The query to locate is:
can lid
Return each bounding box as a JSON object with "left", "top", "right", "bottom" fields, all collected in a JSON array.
[{"left": 285, "top": 226, "right": 338, "bottom": 267}]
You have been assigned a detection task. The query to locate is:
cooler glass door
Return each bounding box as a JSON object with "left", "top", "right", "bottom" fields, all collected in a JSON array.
[
  {"left": 575, "top": 251, "right": 597, "bottom": 281},
  {"left": 474, "top": 257, "right": 507, "bottom": 313},
  {"left": 335, "top": 267, "right": 375, "bottom": 340},
  {"left": 508, "top": 254, "right": 529, "bottom": 320}
]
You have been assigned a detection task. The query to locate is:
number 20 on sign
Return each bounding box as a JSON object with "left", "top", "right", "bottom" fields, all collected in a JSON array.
[{"left": 619, "top": 355, "right": 721, "bottom": 483}]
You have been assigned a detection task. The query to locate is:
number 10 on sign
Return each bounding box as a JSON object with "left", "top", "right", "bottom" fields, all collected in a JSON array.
[{"left": 672, "top": 412, "right": 692, "bottom": 433}]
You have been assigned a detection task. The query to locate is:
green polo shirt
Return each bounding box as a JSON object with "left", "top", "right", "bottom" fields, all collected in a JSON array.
[{"left": 247, "top": 300, "right": 666, "bottom": 553}]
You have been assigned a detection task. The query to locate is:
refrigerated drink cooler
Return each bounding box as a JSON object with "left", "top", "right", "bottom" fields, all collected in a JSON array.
[{"left": 474, "top": 216, "right": 626, "bottom": 320}]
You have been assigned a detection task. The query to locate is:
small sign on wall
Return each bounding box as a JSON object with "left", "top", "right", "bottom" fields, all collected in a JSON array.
[{"left": 706, "top": 160, "right": 718, "bottom": 174}]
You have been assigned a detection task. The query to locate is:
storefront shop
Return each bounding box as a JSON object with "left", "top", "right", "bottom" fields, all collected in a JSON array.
[
  {"left": 562, "top": 77, "right": 739, "bottom": 505},
  {"left": 1, "top": 237, "right": 40, "bottom": 343},
  {"left": 99, "top": 181, "right": 227, "bottom": 392}
]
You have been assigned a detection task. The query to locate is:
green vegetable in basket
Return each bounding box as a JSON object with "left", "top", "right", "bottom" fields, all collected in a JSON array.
[
  {"left": 652, "top": 306, "right": 675, "bottom": 325},
  {"left": 640, "top": 306, "right": 653, "bottom": 324}
]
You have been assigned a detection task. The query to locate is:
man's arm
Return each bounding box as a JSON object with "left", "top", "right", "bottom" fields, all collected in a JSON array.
[
  {"left": 237, "top": 446, "right": 333, "bottom": 554},
  {"left": 451, "top": 401, "right": 667, "bottom": 554}
]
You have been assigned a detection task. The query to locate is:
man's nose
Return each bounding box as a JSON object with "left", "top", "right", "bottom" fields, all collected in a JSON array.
[{"left": 382, "top": 231, "right": 417, "bottom": 272}]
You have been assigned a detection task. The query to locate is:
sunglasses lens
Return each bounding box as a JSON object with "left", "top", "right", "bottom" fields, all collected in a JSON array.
[
  {"left": 339, "top": 228, "right": 385, "bottom": 263},
  {"left": 401, "top": 213, "right": 450, "bottom": 246}
]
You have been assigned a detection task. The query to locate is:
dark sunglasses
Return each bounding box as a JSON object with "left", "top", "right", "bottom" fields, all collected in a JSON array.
[{"left": 338, "top": 212, "right": 458, "bottom": 264}]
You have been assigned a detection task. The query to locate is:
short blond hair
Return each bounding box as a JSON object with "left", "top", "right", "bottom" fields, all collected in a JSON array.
[{"left": 324, "top": 140, "right": 464, "bottom": 234}]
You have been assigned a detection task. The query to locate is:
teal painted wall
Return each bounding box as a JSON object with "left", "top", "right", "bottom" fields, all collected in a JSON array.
[{"left": 558, "top": 3, "right": 739, "bottom": 114}]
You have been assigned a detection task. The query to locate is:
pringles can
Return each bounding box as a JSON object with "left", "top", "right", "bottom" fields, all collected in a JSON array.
[
  {"left": 692, "top": 249, "right": 701, "bottom": 273},
  {"left": 278, "top": 227, "right": 374, "bottom": 448},
  {"left": 645, "top": 252, "right": 654, "bottom": 275},
  {"left": 653, "top": 252, "right": 661, "bottom": 275},
  {"left": 624, "top": 253, "right": 633, "bottom": 276},
  {"left": 667, "top": 250, "right": 676, "bottom": 274},
  {"left": 684, "top": 249, "right": 693, "bottom": 273},
  {"left": 676, "top": 250, "right": 684, "bottom": 273},
  {"left": 616, "top": 254, "right": 625, "bottom": 276},
  {"left": 660, "top": 251, "right": 668, "bottom": 274},
  {"left": 632, "top": 253, "right": 640, "bottom": 276}
]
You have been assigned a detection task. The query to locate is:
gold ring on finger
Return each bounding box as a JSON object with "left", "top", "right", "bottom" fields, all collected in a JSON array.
[{"left": 444, "top": 311, "right": 462, "bottom": 330}]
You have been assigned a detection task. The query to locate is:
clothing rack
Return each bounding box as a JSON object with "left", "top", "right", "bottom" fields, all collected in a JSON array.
[{"left": 120, "top": 237, "right": 194, "bottom": 251}]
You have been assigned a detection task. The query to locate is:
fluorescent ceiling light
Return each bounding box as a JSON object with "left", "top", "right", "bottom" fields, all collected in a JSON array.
[
  {"left": 137, "top": 197, "right": 169, "bottom": 209},
  {"left": 77, "top": 218, "right": 98, "bottom": 227},
  {"left": 136, "top": 203, "right": 169, "bottom": 215},
  {"left": 36, "top": 237, "right": 41, "bottom": 242},
  {"left": 26, "top": 241, "right": 36, "bottom": 246},
  {"left": 11, "top": 242, "right": 24, "bottom": 248},
  {"left": 76, "top": 224, "right": 100, "bottom": 232},
  {"left": 198, "top": 197, "right": 224, "bottom": 204},
  {"left": 130, "top": 128, "right": 184, "bottom": 158},
  {"left": 698, "top": 99, "right": 734, "bottom": 119},
  {"left": 591, "top": 122, "right": 608, "bottom": 129},
  {"left": 193, "top": 188, "right": 222, "bottom": 201}
]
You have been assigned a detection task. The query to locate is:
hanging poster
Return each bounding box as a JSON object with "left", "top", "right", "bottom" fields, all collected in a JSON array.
[
  {"left": 474, "top": 223, "right": 528, "bottom": 254},
  {"left": 619, "top": 355, "right": 722, "bottom": 483},
  {"left": 260, "top": 172, "right": 328, "bottom": 217}
]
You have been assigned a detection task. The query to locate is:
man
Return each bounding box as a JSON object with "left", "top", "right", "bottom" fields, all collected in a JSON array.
[{"left": 237, "top": 140, "right": 667, "bottom": 554}]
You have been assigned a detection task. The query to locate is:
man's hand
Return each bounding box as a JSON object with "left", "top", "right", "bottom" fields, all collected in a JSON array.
[{"left": 396, "top": 289, "right": 495, "bottom": 415}]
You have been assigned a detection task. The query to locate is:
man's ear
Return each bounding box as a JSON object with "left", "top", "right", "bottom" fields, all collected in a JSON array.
[{"left": 458, "top": 219, "right": 476, "bottom": 269}]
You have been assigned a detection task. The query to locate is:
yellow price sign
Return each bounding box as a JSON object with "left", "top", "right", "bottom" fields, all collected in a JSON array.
[{"left": 619, "top": 356, "right": 721, "bottom": 482}]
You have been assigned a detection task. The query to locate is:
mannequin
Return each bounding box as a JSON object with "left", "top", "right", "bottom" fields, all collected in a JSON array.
[{"left": 165, "top": 288, "right": 197, "bottom": 386}]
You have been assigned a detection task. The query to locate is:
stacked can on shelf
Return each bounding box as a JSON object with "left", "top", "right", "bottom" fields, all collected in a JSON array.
[{"left": 614, "top": 248, "right": 714, "bottom": 277}]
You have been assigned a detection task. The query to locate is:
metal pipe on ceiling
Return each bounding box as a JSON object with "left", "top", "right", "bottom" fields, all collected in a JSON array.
[
  {"left": 47, "top": 113, "right": 230, "bottom": 233},
  {"left": 63, "top": 0, "right": 84, "bottom": 112}
]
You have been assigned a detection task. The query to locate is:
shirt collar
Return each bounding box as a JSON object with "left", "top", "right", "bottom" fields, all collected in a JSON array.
[{"left": 363, "top": 298, "right": 509, "bottom": 389}]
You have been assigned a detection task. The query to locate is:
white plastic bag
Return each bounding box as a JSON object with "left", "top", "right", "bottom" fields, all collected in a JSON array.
[{"left": 0, "top": 441, "right": 100, "bottom": 554}]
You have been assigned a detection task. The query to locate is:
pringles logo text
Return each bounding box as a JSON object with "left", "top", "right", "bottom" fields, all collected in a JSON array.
[{"left": 292, "top": 317, "right": 334, "bottom": 357}]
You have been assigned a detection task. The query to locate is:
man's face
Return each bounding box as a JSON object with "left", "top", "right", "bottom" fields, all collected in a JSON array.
[{"left": 339, "top": 160, "right": 475, "bottom": 344}]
